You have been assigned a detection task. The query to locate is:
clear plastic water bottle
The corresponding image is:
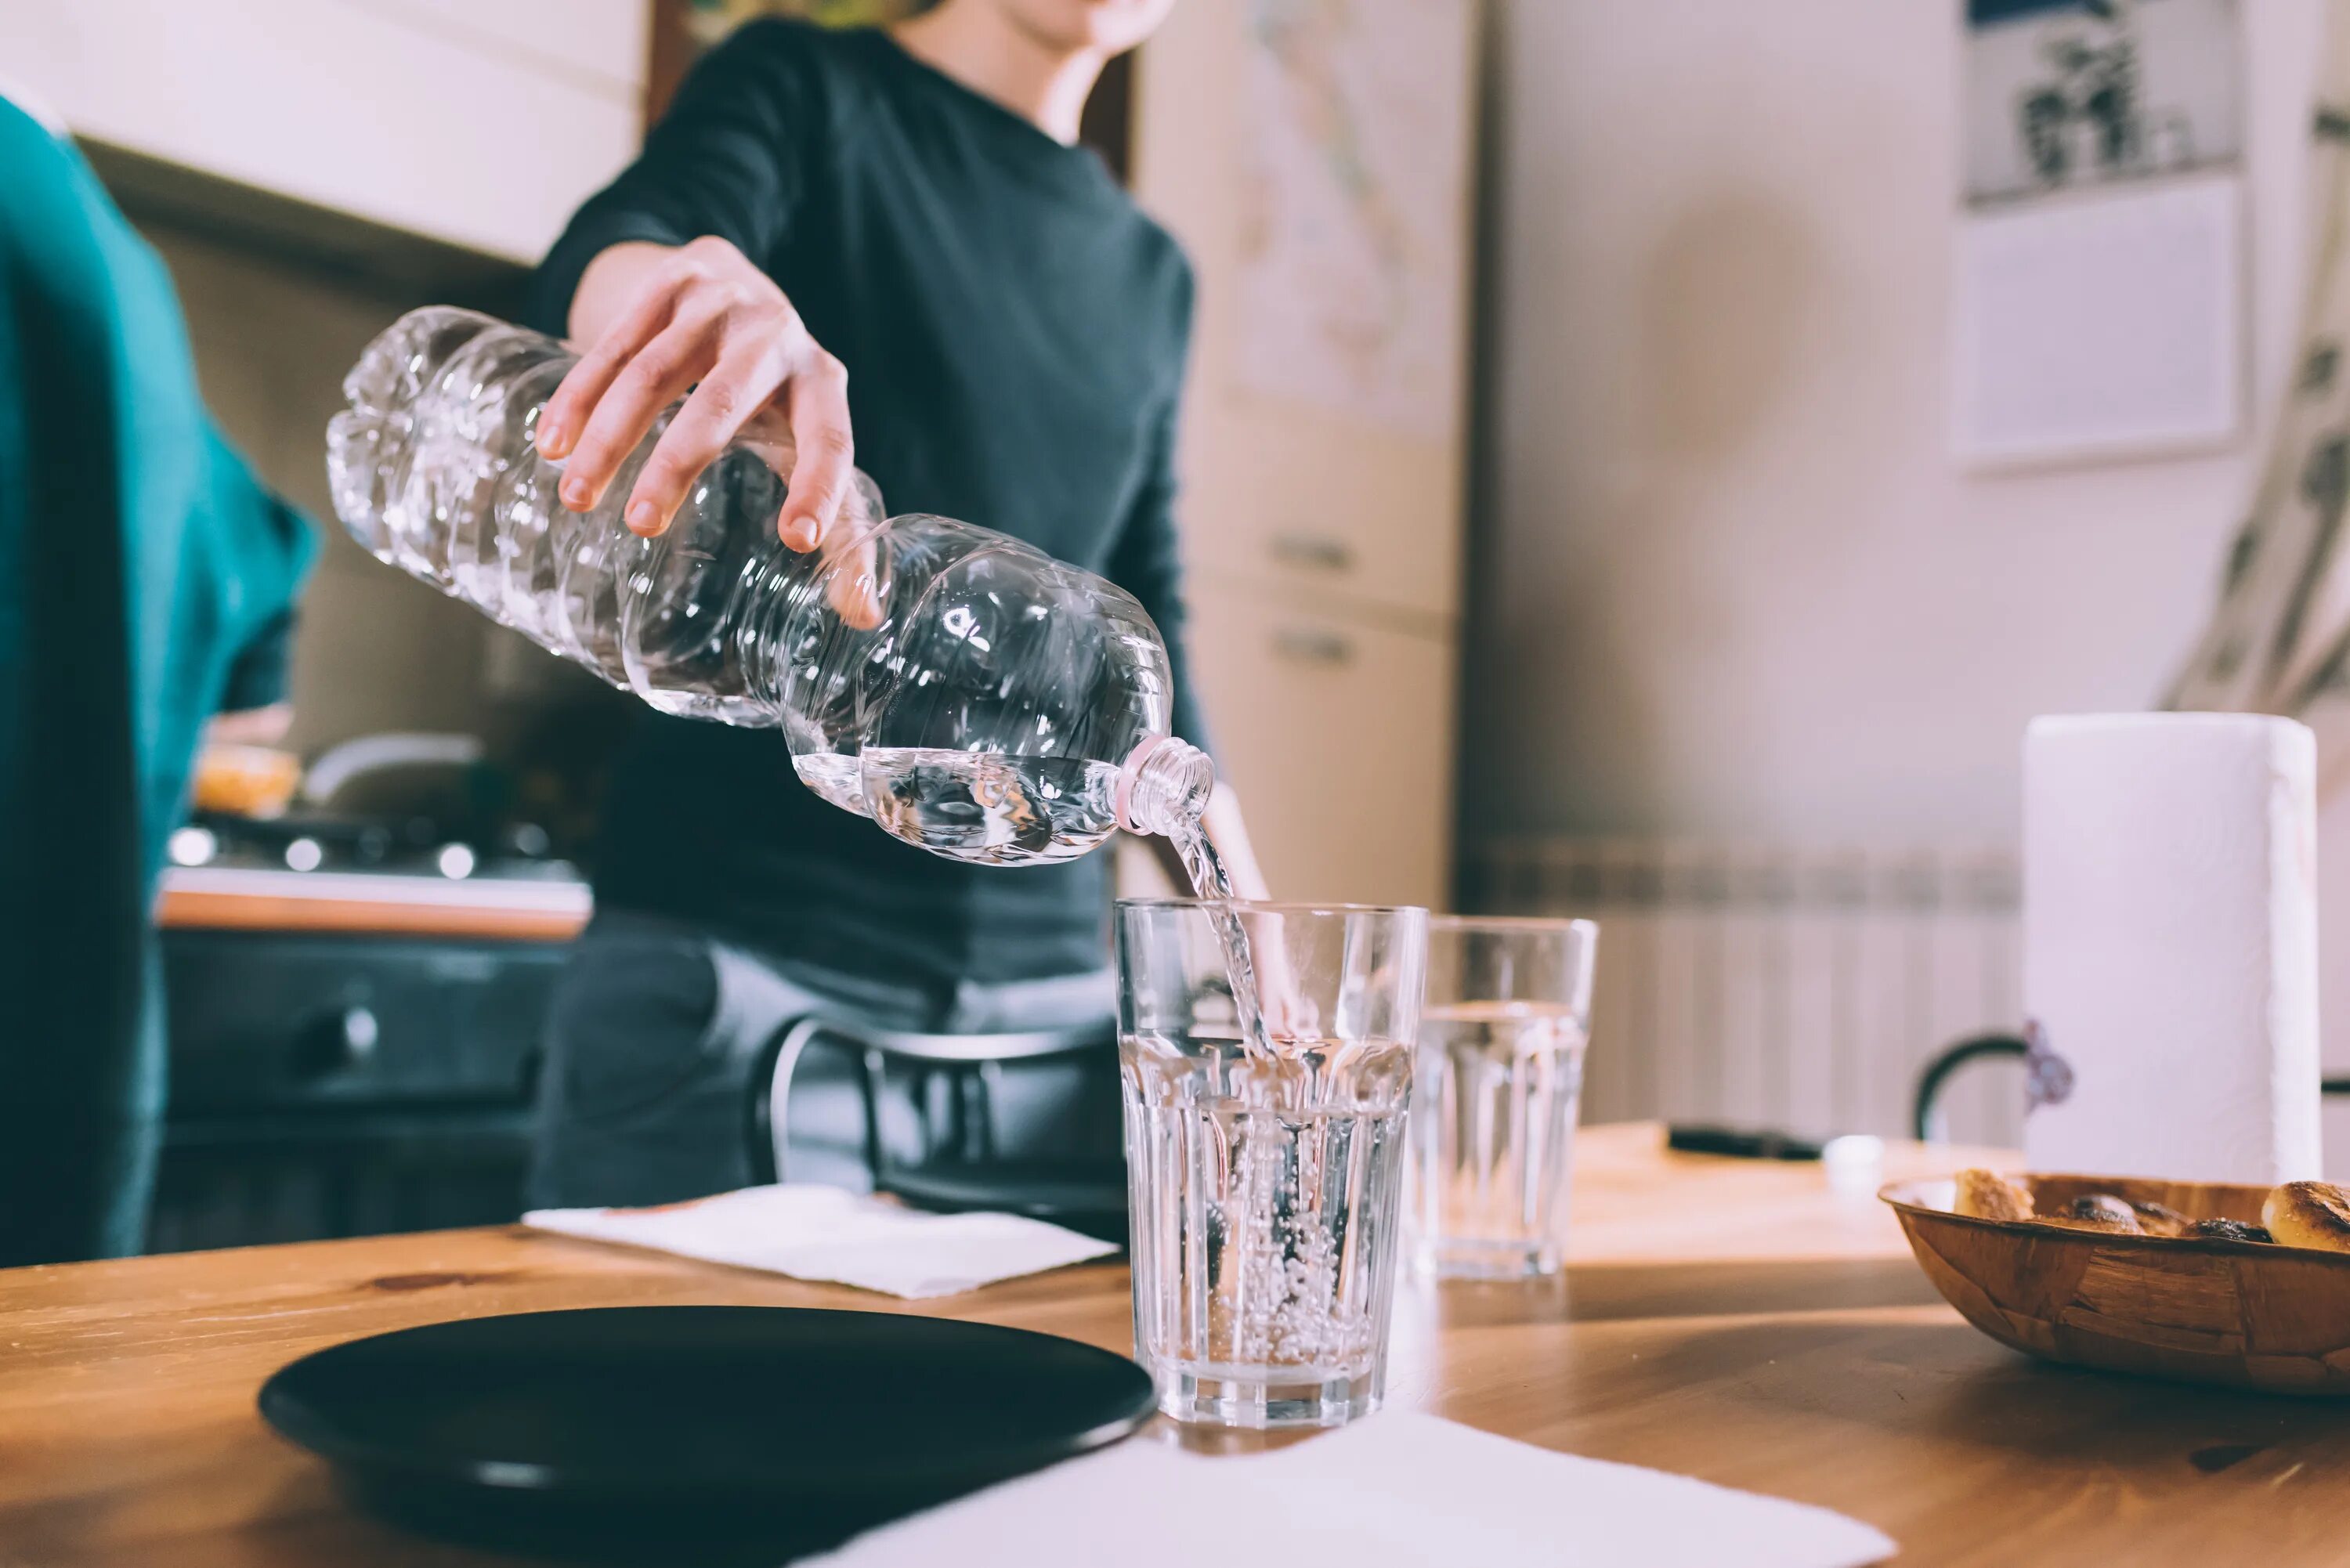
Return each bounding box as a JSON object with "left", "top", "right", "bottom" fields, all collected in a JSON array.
[{"left": 326, "top": 306, "right": 1213, "bottom": 866}]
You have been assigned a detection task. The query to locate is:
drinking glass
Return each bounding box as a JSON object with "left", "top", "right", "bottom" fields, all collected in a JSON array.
[
  {"left": 1115, "top": 900, "right": 1427, "bottom": 1429},
  {"left": 1408, "top": 916, "right": 1598, "bottom": 1279}
]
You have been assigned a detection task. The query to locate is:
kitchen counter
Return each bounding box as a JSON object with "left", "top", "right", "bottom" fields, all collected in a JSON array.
[
  {"left": 157, "top": 864, "right": 591, "bottom": 941},
  {"left": 11, "top": 1125, "right": 2346, "bottom": 1566}
]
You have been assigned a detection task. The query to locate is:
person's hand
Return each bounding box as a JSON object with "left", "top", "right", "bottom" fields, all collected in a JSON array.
[{"left": 533, "top": 237, "right": 855, "bottom": 547}]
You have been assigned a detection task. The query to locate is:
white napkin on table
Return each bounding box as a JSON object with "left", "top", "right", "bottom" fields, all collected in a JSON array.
[
  {"left": 522, "top": 1184, "right": 1118, "bottom": 1299},
  {"left": 803, "top": 1412, "right": 1895, "bottom": 1568}
]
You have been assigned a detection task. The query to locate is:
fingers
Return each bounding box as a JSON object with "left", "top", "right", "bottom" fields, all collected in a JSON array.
[
  {"left": 534, "top": 239, "right": 859, "bottom": 543},
  {"left": 556, "top": 305, "right": 724, "bottom": 518},
  {"left": 536, "top": 269, "right": 682, "bottom": 464},
  {"left": 623, "top": 339, "right": 780, "bottom": 536},
  {"left": 822, "top": 534, "right": 887, "bottom": 630},
  {"left": 776, "top": 350, "right": 854, "bottom": 551}
]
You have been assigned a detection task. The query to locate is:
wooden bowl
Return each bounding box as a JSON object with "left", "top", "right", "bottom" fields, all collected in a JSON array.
[{"left": 1881, "top": 1173, "right": 2350, "bottom": 1396}]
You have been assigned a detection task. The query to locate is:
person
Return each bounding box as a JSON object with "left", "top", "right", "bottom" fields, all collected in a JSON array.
[
  {"left": 0, "top": 87, "right": 315, "bottom": 1264},
  {"left": 522, "top": 0, "right": 1268, "bottom": 1207}
]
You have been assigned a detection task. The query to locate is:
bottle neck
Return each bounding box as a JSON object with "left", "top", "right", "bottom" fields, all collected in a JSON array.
[{"left": 1115, "top": 735, "right": 1214, "bottom": 836}]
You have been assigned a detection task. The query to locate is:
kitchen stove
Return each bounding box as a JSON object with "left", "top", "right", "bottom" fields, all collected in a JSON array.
[
  {"left": 149, "top": 810, "right": 591, "bottom": 1255},
  {"left": 168, "top": 806, "right": 568, "bottom": 876}
]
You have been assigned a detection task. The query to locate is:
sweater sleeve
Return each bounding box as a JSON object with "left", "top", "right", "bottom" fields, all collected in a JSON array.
[
  {"left": 526, "top": 20, "right": 820, "bottom": 336},
  {"left": 216, "top": 608, "right": 296, "bottom": 712},
  {"left": 1103, "top": 255, "right": 1213, "bottom": 757},
  {"left": 1104, "top": 388, "right": 1213, "bottom": 759}
]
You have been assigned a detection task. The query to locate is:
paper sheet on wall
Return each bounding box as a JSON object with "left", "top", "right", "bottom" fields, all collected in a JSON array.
[
  {"left": 1233, "top": 0, "right": 1470, "bottom": 439},
  {"left": 1953, "top": 170, "right": 2243, "bottom": 466}
]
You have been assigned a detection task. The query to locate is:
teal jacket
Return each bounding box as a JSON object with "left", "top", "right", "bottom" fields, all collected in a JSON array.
[
  {"left": 0, "top": 99, "right": 316, "bottom": 891},
  {"left": 0, "top": 97, "right": 315, "bottom": 1257}
]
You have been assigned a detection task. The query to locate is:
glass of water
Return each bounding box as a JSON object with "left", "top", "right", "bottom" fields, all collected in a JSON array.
[
  {"left": 1408, "top": 916, "right": 1598, "bottom": 1280},
  {"left": 1115, "top": 900, "right": 1427, "bottom": 1429}
]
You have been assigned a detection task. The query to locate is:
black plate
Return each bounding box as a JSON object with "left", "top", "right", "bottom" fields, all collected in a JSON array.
[{"left": 260, "top": 1306, "right": 1157, "bottom": 1563}]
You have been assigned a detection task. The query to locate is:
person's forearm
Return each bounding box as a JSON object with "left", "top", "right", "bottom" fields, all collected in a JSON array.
[
  {"left": 1146, "top": 783, "right": 1271, "bottom": 901},
  {"left": 565, "top": 242, "right": 681, "bottom": 345}
]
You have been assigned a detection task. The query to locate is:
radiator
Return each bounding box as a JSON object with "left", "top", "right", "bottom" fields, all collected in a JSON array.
[{"left": 1462, "top": 840, "right": 2025, "bottom": 1148}]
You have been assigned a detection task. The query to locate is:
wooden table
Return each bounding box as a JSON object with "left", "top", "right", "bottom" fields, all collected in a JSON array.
[{"left": 6, "top": 1125, "right": 2348, "bottom": 1567}]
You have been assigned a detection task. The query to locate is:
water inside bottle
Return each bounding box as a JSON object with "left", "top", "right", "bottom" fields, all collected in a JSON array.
[
  {"left": 862, "top": 747, "right": 1122, "bottom": 866},
  {"left": 1412, "top": 1000, "right": 1589, "bottom": 1277},
  {"left": 822, "top": 742, "right": 1271, "bottom": 1053},
  {"left": 790, "top": 752, "right": 870, "bottom": 815}
]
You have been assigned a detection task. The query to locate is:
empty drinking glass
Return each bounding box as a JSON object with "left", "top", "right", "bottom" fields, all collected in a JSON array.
[
  {"left": 1408, "top": 916, "right": 1598, "bottom": 1279},
  {"left": 1115, "top": 901, "right": 1426, "bottom": 1429}
]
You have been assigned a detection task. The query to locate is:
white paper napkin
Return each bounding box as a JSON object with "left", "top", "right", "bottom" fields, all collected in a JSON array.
[
  {"left": 804, "top": 1412, "right": 1895, "bottom": 1568},
  {"left": 522, "top": 1184, "right": 1119, "bottom": 1299}
]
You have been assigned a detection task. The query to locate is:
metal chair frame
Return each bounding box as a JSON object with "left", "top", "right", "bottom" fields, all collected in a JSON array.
[
  {"left": 746, "top": 1017, "right": 1112, "bottom": 1187},
  {"left": 1911, "top": 1031, "right": 2350, "bottom": 1143}
]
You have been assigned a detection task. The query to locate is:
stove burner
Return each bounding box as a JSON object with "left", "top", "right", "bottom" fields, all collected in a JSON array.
[{"left": 176, "top": 811, "right": 572, "bottom": 883}]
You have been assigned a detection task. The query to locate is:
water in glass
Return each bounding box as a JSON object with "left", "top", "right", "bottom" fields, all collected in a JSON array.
[
  {"left": 1116, "top": 901, "right": 1425, "bottom": 1429},
  {"left": 1412, "top": 1000, "right": 1589, "bottom": 1277}
]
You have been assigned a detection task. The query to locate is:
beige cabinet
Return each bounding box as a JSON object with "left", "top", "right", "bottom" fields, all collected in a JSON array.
[
  {"left": 0, "top": 0, "right": 646, "bottom": 264},
  {"left": 1187, "top": 578, "right": 1458, "bottom": 908},
  {"left": 1130, "top": 0, "right": 1479, "bottom": 905}
]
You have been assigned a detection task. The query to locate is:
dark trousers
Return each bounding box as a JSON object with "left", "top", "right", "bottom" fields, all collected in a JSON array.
[
  {"left": 527, "top": 912, "right": 1120, "bottom": 1211},
  {"left": 0, "top": 946, "right": 163, "bottom": 1266}
]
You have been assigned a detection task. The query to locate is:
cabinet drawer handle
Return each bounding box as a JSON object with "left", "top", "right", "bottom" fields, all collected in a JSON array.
[
  {"left": 295, "top": 1004, "right": 379, "bottom": 1079},
  {"left": 1273, "top": 627, "right": 1354, "bottom": 666},
  {"left": 1271, "top": 533, "right": 1354, "bottom": 572}
]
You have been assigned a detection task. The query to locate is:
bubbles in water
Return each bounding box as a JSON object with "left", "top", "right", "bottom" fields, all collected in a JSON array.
[{"left": 1126, "top": 1039, "right": 1412, "bottom": 1386}]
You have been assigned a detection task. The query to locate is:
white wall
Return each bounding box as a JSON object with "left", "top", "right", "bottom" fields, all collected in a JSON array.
[
  {"left": 1466, "top": 0, "right": 2330, "bottom": 848},
  {"left": 2, "top": 0, "right": 645, "bottom": 264}
]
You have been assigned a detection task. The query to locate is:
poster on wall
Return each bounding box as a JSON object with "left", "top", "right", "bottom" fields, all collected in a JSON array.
[
  {"left": 1231, "top": 0, "right": 1471, "bottom": 439},
  {"left": 1963, "top": 0, "right": 2241, "bottom": 208},
  {"left": 1951, "top": 0, "right": 2247, "bottom": 468}
]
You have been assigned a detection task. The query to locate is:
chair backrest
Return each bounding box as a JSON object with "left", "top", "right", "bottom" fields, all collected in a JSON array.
[
  {"left": 747, "top": 1017, "right": 1112, "bottom": 1185},
  {"left": 1914, "top": 1034, "right": 2350, "bottom": 1145},
  {"left": 833, "top": 1023, "right": 1110, "bottom": 1066},
  {"left": 1911, "top": 1033, "right": 2026, "bottom": 1143}
]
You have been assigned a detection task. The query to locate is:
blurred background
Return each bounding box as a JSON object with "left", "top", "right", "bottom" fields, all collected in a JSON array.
[{"left": 8, "top": 0, "right": 2341, "bottom": 1245}]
